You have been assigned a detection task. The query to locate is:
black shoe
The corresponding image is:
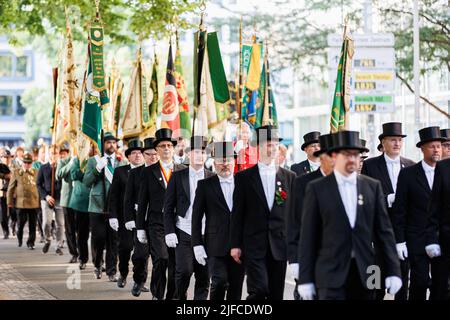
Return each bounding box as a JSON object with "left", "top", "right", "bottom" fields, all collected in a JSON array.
[
  {"left": 18, "top": 240, "right": 22, "bottom": 247},
  {"left": 79, "top": 263, "right": 87, "bottom": 270},
  {"left": 27, "top": 243, "right": 34, "bottom": 250},
  {"left": 101, "top": 266, "right": 106, "bottom": 272},
  {"left": 55, "top": 248, "right": 63, "bottom": 256},
  {"left": 69, "top": 255, "right": 78, "bottom": 263},
  {"left": 141, "top": 286, "right": 150, "bottom": 293},
  {"left": 94, "top": 268, "right": 102, "bottom": 279},
  {"left": 117, "top": 276, "right": 127, "bottom": 288},
  {"left": 108, "top": 274, "right": 118, "bottom": 282},
  {"left": 131, "top": 283, "right": 142, "bottom": 297},
  {"left": 42, "top": 242, "right": 50, "bottom": 254}
]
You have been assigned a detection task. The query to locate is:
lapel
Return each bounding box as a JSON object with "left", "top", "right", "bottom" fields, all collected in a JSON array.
[
  {"left": 181, "top": 168, "right": 190, "bottom": 198},
  {"left": 329, "top": 173, "right": 353, "bottom": 230},
  {"left": 377, "top": 155, "right": 394, "bottom": 193},
  {"left": 400, "top": 157, "right": 409, "bottom": 169},
  {"left": 355, "top": 176, "right": 365, "bottom": 230},
  {"left": 250, "top": 165, "right": 270, "bottom": 212},
  {"left": 416, "top": 162, "right": 431, "bottom": 193},
  {"left": 271, "top": 168, "right": 286, "bottom": 212},
  {"left": 152, "top": 163, "right": 166, "bottom": 189},
  {"left": 211, "top": 175, "right": 230, "bottom": 212},
  {"left": 303, "top": 160, "right": 311, "bottom": 174}
]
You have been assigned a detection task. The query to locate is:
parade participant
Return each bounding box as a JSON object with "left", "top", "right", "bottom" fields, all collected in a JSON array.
[
  {"left": 56, "top": 142, "right": 78, "bottom": 262},
  {"left": 108, "top": 139, "right": 143, "bottom": 288},
  {"left": 126, "top": 137, "right": 159, "bottom": 294},
  {"left": 83, "top": 132, "right": 127, "bottom": 280},
  {"left": 392, "top": 126, "right": 445, "bottom": 300},
  {"left": 192, "top": 141, "right": 245, "bottom": 300},
  {"left": 11, "top": 146, "right": 25, "bottom": 170},
  {"left": 7, "top": 153, "right": 39, "bottom": 249},
  {"left": 163, "top": 136, "right": 213, "bottom": 300},
  {"left": 234, "top": 121, "right": 258, "bottom": 173},
  {"left": 230, "top": 125, "right": 296, "bottom": 300},
  {"left": 298, "top": 130, "right": 401, "bottom": 300},
  {"left": 361, "top": 122, "right": 414, "bottom": 300},
  {"left": 288, "top": 133, "right": 335, "bottom": 300},
  {"left": 277, "top": 144, "right": 290, "bottom": 170},
  {"left": 1, "top": 150, "right": 17, "bottom": 237},
  {"left": 0, "top": 150, "right": 12, "bottom": 239},
  {"left": 358, "top": 139, "right": 368, "bottom": 174},
  {"left": 174, "top": 136, "right": 190, "bottom": 165},
  {"left": 37, "top": 145, "right": 65, "bottom": 255},
  {"left": 32, "top": 145, "right": 46, "bottom": 170},
  {"left": 290, "top": 131, "right": 321, "bottom": 176},
  {"left": 440, "top": 128, "right": 450, "bottom": 159},
  {"left": 32, "top": 145, "right": 46, "bottom": 243},
  {"left": 135, "top": 128, "right": 184, "bottom": 299},
  {"left": 426, "top": 156, "right": 450, "bottom": 300}
]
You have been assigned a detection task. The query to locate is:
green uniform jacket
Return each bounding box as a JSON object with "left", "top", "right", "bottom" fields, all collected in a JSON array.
[
  {"left": 83, "top": 155, "right": 127, "bottom": 214},
  {"left": 56, "top": 157, "right": 72, "bottom": 208},
  {"left": 68, "top": 157, "right": 90, "bottom": 213}
]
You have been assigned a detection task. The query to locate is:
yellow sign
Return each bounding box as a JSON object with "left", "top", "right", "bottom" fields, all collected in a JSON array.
[{"left": 355, "top": 72, "right": 393, "bottom": 81}]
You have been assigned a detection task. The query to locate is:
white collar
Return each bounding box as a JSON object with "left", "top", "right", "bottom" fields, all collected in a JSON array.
[
  {"left": 160, "top": 160, "right": 173, "bottom": 168},
  {"left": 218, "top": 174, "right": 234, "bottom": 183},
  {"left": 189, "top": 166, "right": 204, "bottom": 175},
  {"left": 334, "top": 169, "right": 357, "bottom": 186},
  {"left": 258, "top": 161, "right": 276, "bottom": 171},
  {"left": 421, "top": 160, "right": 435, "bottom": 173},
  {"left": 308, "top": 159, "right": 321, "bottom": 167},
  {"left": 130, "top": 163, "right": 143, "bottom": 170},
  {"left": 106, "top": 153, "right": 116, "bottom": 160},
  {"left": 384, "top": 153, "right": 400, "bottom": 164}
]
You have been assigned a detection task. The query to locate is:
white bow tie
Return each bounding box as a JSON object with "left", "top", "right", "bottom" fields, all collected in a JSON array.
[
  {"left": 219, "top": 177, "right": 233, "bottom": 184},
  {"left": 386, "top": 158, "right": 400, "bottom": 165},
  {"left": 341, "top": 176, "right": 357, "bottom": 186},
  {"left": 190, "top": 171, "right": 203, "bottom": 178},
  {"left": 161, "top": 162, "right": 173, "bottom": 170}
]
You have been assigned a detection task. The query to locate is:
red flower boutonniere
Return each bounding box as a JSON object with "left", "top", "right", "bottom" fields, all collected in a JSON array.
[{"left": 275, "top": 181, "right": 287, "bottom": 205}]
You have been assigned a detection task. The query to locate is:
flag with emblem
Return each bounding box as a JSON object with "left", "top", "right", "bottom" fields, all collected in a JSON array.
[{"left": 161, "top": 43, "right": 180, "bottom": 136}]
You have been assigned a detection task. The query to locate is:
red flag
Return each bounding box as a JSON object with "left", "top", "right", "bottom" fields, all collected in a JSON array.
[{"left": 161, "top": 43, "right": 180, "bottom": 135}]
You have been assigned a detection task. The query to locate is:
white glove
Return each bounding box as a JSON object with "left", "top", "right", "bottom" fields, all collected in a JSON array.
[
  {"left": 125, "top": 221, "right": 136, "bottom": 231},
  {"left": 396, "top": 242, "right": 408, "bottom": 261},
  {"left": 234, "top": 140, "right": 245, "bottom": 153},
  {"left": 165, "top": 233, "right": 178, "bottom": 248},
  {"left": 387, "top": 193, "right": 396, "bottom": 208},
  {"left": 385, "top": 276, "right": 402, "bottom": 296},
  {"left": 108, "top": 218, "right": 119, "bottom": 231},
  {"left": 137, "top": 230, "right": 147, "bottom": 244},
  {"left": 193, "top": 245, "right": 208, "bottom": 266},
  {"left": 289, "top": 263, "right": 299, "bottom": 280},
  {"left": 95, "top": 155, "right": 108, "bottom": 172},
  {"left": 425, "top": 244, "right": 442, "bottom": 259},
  {"left": 298, "top": 283, "right": 316, "bottom": 300}
]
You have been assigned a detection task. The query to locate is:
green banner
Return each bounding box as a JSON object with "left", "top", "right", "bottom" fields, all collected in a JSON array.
[{"left": 89, "top": 21, "right": 106, "bottom": 92}]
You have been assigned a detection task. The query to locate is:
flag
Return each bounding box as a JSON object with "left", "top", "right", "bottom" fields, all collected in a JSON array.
[
  {"left": 104, "top": 59, "right": 123, "bottom": 137},
  {"left": 175, "top": 32, "right": 191, "bottom": 138},
  {"left": 241, "top": 43, "right": 263, "bottom": 126},
  {"left": 255, "top": 53, "right": 278, "bottom": 128},
  {"left": 141, "top": 54, "right": 159, "bottom": 139},
  {"left": 330, "top": 32, "right": 354, "bottom": 133},
  {"left": 81, "top": 20, "right": 108, "bottom": 156},
  {"left": 161, "top": 43, "right": 180, "bottom": 135}
]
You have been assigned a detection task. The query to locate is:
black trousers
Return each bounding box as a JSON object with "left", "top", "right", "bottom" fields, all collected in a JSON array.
[
  {"left": 36, "top": 206, "right": 44, "bottom": 238},
  {"left": 17, "top": 208, "right": 37, "bottom": 246},
  {"left": 63, "top": 207, "right": 78, "bottom": 257},
  {"left": 318, "top": 259, "right": 375, "bottom": 300},
  {"left": 209, "top": 255, "right": 245, "bottom": 300},
  {"left": 74, "top": 211, "right": 90, "bottom": 263},
  {"left": 1, "top": 197, "right": 9, "bottom": 236},
  {"left": 9, "top": 206, "right": 17, "bottom": 234},
  {"left": 117, "top": 225, "right": 134, "bottom": 278},
  {"left": 409, "top": 253, "right": 445, "bottom": 300},
  {"left": 174, "top": 229, "right": 209, "bottom": 300},
  {"left": 89, "top": 213, "right": 118, "bottom": 275},
  {"left": 245, "top": 247, "right": 287, "bottom": 300},
  {"left": 131, "top": 232, "right": 149, "bottom": 284}
]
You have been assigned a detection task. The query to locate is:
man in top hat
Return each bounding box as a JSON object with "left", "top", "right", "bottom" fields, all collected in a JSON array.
[
  {"left": 425, "top": 144, "right": 450, "bottom": 300},
  {"left": 7, "top": 153, "right": 40, "bottom": 249},
  {"left": 125, "top": 137, "right": 159, "bottom": 294},
  {"left": 135, "top": 128, "right": 184, "bottom": 299},
  {"left": 361, "top": 122, "right": 414, "bottom": 300},
  {"left": 291, "top": 131, "right": 321, "bottom": 176},
  {"left": 298, "top": 131, "right": 401, "bottom": 300},
  {"left": 234, "top": 122, "right": 258, "bottom": 173},
  {"left": 288, "top": 133, "right": 335, "bottom": 300},
  {"left": 192, "top": 141, "right": 245, "bottom": 300},
  {"left": 230, "top": 125, "right": 296, "bottom": 300},
  {"left": 358, "top": 139, "right": 368, "bottom": 174},
  {"left": 440, "top": 128, "right": 450, "bottom": 159},
  {"left": 392, "top": 126, "right": 446, "bottom": 300},
  {"left": 174, "top": 136, "right": 190, "bottom": 166},
  {"left": 0, "top": 150, "right": 12, "bottom": 239},
  {"left": 108, "top": 139, "right": 144, "bottom": 288},
  {"left": 83, "top": 132, "right": 127, "bottom": 280},
  {"left": 37, "top": 144, "right": 65, "bottom": 255},
  {"left": 163, "top": 135, "right": 213, "bottom": 300}
]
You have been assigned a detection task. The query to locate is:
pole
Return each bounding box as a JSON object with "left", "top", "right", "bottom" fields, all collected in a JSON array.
[{"left": 413, "top": 0, "right": 420, "bottom": 127}]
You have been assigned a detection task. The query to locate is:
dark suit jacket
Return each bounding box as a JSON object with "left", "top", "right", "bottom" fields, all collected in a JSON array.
[
  {"left": 299, "top": 173, "right": 400, "bottom": 289},
  {"left": 287, "top": 169, "right": 323, "bottom": 263},
  {"left": 426, "top": 158, "right": 450, "bottom": 254},
  {"left": 361, "top": 154, "right": 415, "bottom": 214},
  {"left": 108, "top": 164, "right": 131, "bottom": 223},
  {"left": 36, "top": 163, "right": 61, "bottom": 201},
  {"left": 136, "top": 162, "right": 185, "bottom": 230},
  {"left": 230, "top": 165, "right": 296, "bottom": 261},
  {"left": 290, "top": 160, "right": 312, "bottom": 177},
  {"left": 123, "top": 165, "right": 144, "bottom": 224},
  {"left": 163, "top": 167, "right": 214, "bottom": 235},
  {"left": 192, "top": 175, "right": 236, "bottom": 257},
  {"left": 392, "top": 162, "right": 434, "bottom": 254}
]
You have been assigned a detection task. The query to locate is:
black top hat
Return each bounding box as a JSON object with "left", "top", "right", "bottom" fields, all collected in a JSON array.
[
  {"left": 153, "top": 128, "right": 177, "bottom": 149},
  {"left": 440, "top": 128, "right": 450, "bottom": 141},
  {"left": 416, "top": 126, "right": 447, "bottom": 148},
  {"left": 328, "top": 131, "right": 369, "bottom": 153},
  {"left": 125, "top": 139, "right": 143, "bottom": 157},
  {"left": 143, "top": 137, "right": 156, "bottom": 151},
  {"left": 301, "top": 131, "right": 321, "bottom": 150},
  {"left": 360, "top": 139, "right": 369, "bottom": 159},
  {"left": 103, "top": 132, "right": 119, "bottom": 142},
  {"left": 185, "top": 136, "right": 208, "bottom": 152},
  {"left": 255, "top": 125, "right": 283, "bottom": 145},
  {"left": 212, "top": 141, "right": 236, "bottom": 159},
  {"left": 313, "top": 134, "right": 332, "bottom": 157},
  {"left": 377, "top": 143, "right": 383, "bottom": 152},
  {"left": 378, "top": 122, "right": 407, "bottom": 140}
]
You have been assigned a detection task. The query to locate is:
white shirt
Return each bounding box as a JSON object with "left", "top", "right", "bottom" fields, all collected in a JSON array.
[
  {"left": 174, "top": 154, "right": 187, "bottom": 165},
  {"left": 334, "top": 170, "right": 358, "bottom": 229},
  {"left": 258, "top": 161, "right": 277, "bottom": 211},
  {"left": 130, "top": 163, "right": 143, "bottom": 170},
  {"left": 176, "top": 167, "right": 204, "bottom": 235},
  {"left": 308, "top": 159, "right": 321, "bottom": 172},
  {"left": 384, "top": 154, "right": 401, "bottom": 192},
  {"left": 218, "top": 175, "right": 234, "bottom": 212},
  {"left": 421, "top": 160, "right": 435, "bottom": 189},
  {"left": 106, "top": 153, "right": 116, "bottom": 167}
]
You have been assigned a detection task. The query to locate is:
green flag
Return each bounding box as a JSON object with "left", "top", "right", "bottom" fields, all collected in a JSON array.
[
  {"left": 175, "top": 33, "right": 191, "bottom": 138},
  {"left": 255, "top": 56, "right": 277, "bottom": 128}
]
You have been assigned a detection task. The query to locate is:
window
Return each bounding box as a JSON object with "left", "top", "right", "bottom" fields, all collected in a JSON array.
[
  {"left": 16, "top": 96, "right": 26, "bottom": 115},
  {"left": 0, "top": 52, "right": 33, "bottom": 80},
  {"left": 16, "top": 56, "right": 30, "bottom": 77},
  {"left": 0, "top": 95, "right": 13, "bottom": 116},
  {"left": 0, "top": 55, "right": 12, "bottom": 77},
  {"left": 0, "top": 91, "right": 25, "bottom": 117}
]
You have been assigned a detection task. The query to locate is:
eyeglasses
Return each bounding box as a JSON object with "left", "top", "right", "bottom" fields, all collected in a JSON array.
[
  {"left": 442, "top": 143, "right": 450, "bottom": 149},
  {"left": 157, "top": 143, "right": 173, "bottom": 149},
  {"left": 144, "top": 151, "right": 158, "bottom": 157}
]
